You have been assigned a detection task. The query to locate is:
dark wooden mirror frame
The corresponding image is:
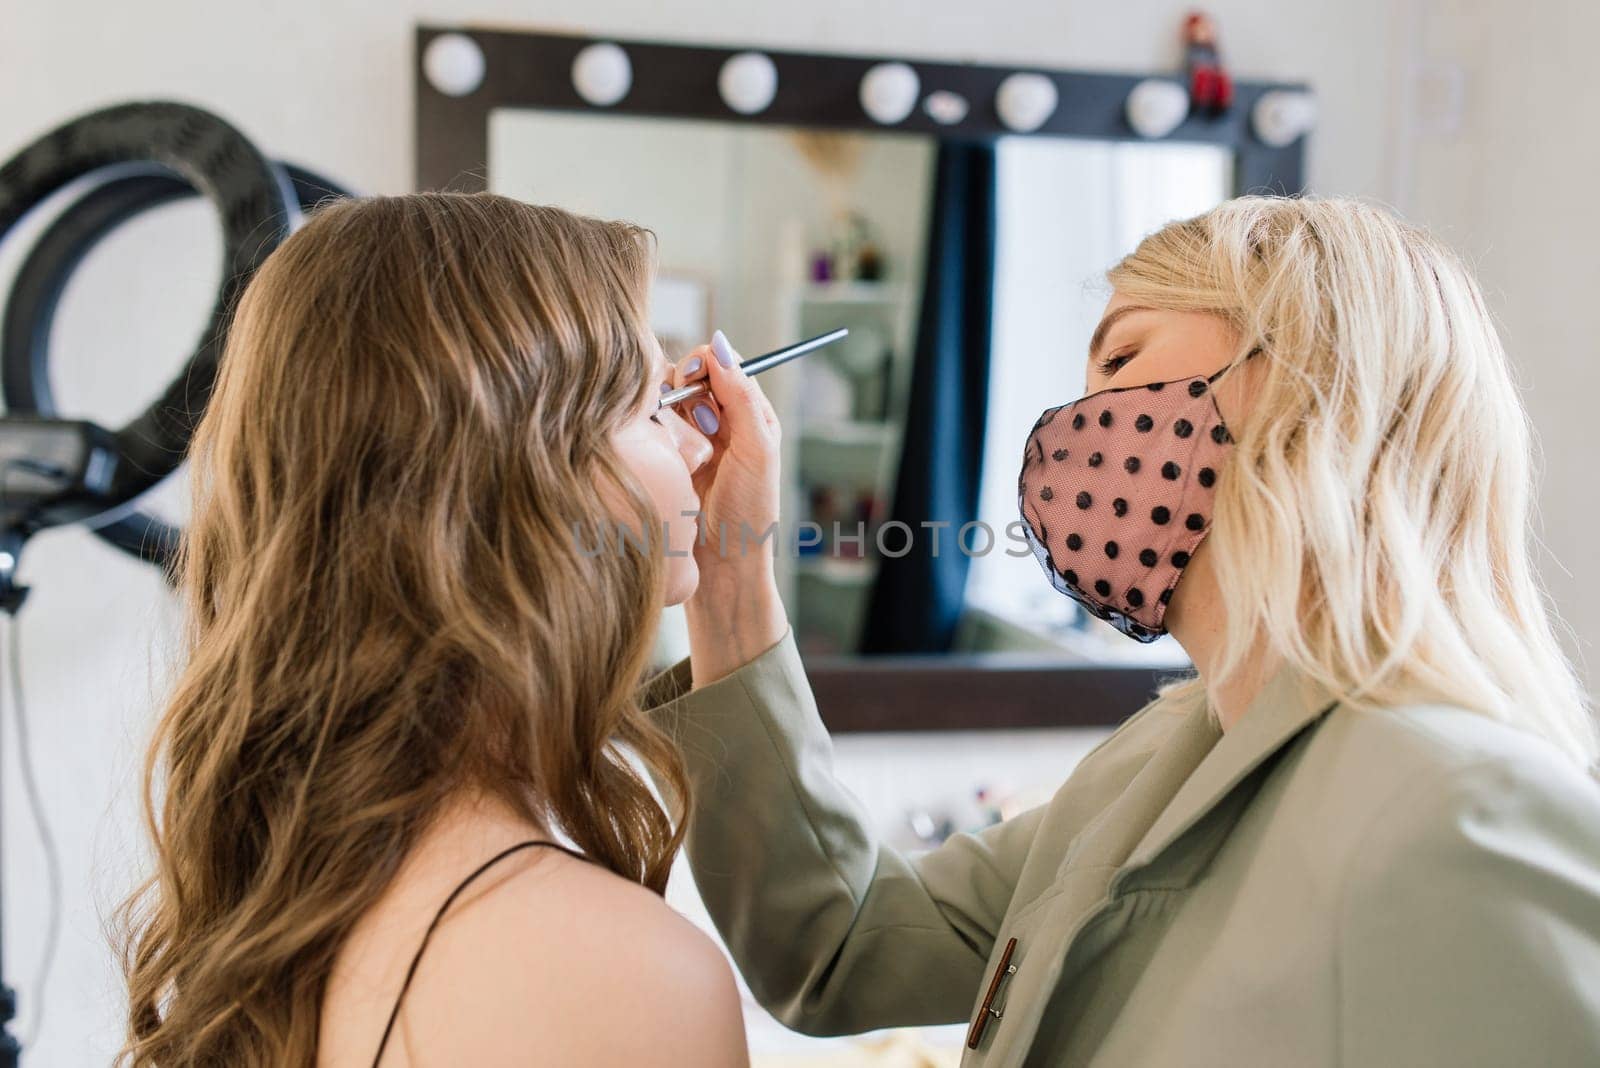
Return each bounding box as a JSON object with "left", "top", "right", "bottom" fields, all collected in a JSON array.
[{"left": 414, "top": 24, "right": 1309, "bottom": 732}]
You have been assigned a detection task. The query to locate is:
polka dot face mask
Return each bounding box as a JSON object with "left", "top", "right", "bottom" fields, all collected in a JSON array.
[{"left": 1017, "top": 368, "right": 1237, "bottom": 641}]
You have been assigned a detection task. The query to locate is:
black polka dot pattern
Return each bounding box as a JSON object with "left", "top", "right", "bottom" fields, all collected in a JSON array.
[{"left": 1015, "top": 371, "right": 1238, "bottom": 642}]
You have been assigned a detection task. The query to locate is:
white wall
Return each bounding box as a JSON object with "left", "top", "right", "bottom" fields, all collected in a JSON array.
[
  {"left": 1388, "top": 0, "right": 1600, "bottom": 691},
  {"left": 1, "top": 0, "right": 1587, "bottom": 1063}
]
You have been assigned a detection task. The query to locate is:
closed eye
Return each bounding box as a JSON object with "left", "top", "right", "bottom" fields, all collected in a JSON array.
[{"left": 1097, "top": 349, "right": 1137, "bottom": 376}]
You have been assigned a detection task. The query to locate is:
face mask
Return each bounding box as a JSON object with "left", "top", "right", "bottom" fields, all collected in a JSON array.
[{"left": 1017, "top": 367, "right": 1238, "bottom": 641}]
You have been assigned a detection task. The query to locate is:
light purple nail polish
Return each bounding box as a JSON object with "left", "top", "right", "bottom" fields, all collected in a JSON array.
[
  {"left": 660, "top": 381, "right": 672, "bottom": 392},
  {"left": 712, "top": 330, "right": 736, "bottom": 368},
  {"left": 693, "top": 404, "right": 719, "bottom": 435},
  {"left": 684, "top": 356, "right": 702, "bottom": 374}
]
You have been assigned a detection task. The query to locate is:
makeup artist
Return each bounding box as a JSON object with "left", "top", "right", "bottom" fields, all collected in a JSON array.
[{"left": 645, "top": 195, "right": 1600, "bottom": 1066}]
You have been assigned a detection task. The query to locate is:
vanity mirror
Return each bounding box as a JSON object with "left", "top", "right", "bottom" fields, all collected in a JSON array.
[{"left": 415, "top": 26, "right": 1310, "bottom": 730}]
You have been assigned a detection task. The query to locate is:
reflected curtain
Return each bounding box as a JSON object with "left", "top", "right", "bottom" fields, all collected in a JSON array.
[{"left": 858, "top": 139, "right": 996, "bottom": 654}]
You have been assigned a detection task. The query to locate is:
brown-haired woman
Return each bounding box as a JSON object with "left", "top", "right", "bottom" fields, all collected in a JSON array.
[{"left": 114, "top": 192, "right": 776, "bottom": 1066}]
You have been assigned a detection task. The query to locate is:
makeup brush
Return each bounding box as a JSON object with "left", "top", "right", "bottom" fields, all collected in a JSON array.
[{"left": 658, "top": 327, "right": 850, "bottom": 409}]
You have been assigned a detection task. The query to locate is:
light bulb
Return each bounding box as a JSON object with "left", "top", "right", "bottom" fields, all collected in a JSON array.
[
  {"left": 924, "top": 90, "right": 970, "bottom": 125},
  {"left": 996, "top": 72, "right": 1058, "bottom": 133},
  {"left": 1125, "top": 79, "right": 1189, "bottom": 139},
  {"left": 719, "top": 52, "right": 779, "bottom": 115},
  {"left": 1252, "top": 90, "right": 1317, "bottom": 148},
  {"left": 860, "top": 62, "right": 920, "bottom": 125},
  {"left": 422, "top": 33, "right": 486, "bottom": 98},
  {"left": 572, "top": 42, "right": 632, "bottom": 107}
]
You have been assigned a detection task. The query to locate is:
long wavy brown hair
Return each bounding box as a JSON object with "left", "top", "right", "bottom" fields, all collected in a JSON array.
[{"left": 114, "top": 192, "right": 689, "bottom": 1065}]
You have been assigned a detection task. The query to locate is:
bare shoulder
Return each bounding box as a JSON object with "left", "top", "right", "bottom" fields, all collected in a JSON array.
[{"left": 393, "top": 848, "right": 748, "bottom": 1066}]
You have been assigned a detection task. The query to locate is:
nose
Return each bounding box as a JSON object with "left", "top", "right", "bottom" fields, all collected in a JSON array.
[{"left": 663, "top": 405, "right": 713, "bottom": 474}]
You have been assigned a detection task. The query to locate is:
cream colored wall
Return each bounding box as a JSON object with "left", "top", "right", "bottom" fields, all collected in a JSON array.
[
  {"left": 2, "top": 0, "right": 1581, "bottom": 1063},
  {"left": 1388, "top": 0, "right": 1599, "bottom": 694}
]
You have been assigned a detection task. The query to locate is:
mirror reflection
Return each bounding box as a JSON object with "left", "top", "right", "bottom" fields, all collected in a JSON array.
[{"left": 490, "top": 109, "right": 1229, "bottom": 669}]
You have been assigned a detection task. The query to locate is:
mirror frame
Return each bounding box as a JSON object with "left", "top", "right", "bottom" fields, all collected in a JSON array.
[{"left": 414, "top": 24, "right": 1309, "bottom": 732}]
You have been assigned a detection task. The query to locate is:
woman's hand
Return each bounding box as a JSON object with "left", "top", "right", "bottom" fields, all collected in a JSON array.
[{"left": 671, "top": 331, "right": 788, "bottom": 686}]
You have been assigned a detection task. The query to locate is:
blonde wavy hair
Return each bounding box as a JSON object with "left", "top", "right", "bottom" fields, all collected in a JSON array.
[
  {"left": 114, "top": 192, "right": 688, "bottom": 1064},
  {"left": 1110, "top": 195, "right": 1597, "bottom": 767}
]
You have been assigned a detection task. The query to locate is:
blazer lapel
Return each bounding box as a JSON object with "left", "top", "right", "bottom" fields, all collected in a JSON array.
[{"left": 1123, "top": 660, "right": 1339, "bottom": 872}]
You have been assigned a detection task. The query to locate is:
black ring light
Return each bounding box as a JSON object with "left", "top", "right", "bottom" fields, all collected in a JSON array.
[
  {"left": 1, "top": 157, "right": 351, "bottom": 567},
  {"left": 0, "top": 102, "right": 297, "bottom": 492}
]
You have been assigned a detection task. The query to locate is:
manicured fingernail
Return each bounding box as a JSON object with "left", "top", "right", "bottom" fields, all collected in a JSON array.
[
  {"left": 684, "top": 356, "right": 702, "bottom": 375},
  {"left": 693, "top": 404, "right": 719, "bottom": 434},
  {"left": 660, "top": 381, "right": 672, "bottom": 392},
  {"left": 712, "top": 330, "right": 736, "bottom": 368}
]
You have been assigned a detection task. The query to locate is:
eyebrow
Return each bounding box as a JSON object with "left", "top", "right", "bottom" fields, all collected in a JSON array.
[{"left": 1087, "top": 305, "right": 1158, "bottom": 364}]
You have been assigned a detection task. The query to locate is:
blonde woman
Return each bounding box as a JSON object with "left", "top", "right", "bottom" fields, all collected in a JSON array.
[
  {"left": 116, "top": 194, "right": 768, "bottom": 1066},
  {"left": 654, "top": 195, "right": 1600, "bottom": 1065}
]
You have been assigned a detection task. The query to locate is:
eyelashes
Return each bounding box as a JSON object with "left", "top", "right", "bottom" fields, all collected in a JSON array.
[
  {"left": 650, "top": 377, "right": 674, "bottom": 424},
  {"left": 1096, "top": 349, "right": 1138, "bottom": 377}
]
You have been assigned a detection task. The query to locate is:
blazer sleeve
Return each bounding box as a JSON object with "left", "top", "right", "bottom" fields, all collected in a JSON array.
[
  {"left": 639, "top": 626, "right": 1044, "bottom": 1036},
  {"left": 1336, "top": 755, "right": 1600, "bottom": 1066}
]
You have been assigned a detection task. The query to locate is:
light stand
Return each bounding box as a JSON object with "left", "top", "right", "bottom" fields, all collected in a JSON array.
[
  {"left": 0, "top": 426, "right": 111, "bottom": 1066},
  {"left": 0, "top": 530, "right": 26, "bottom": 1068}
]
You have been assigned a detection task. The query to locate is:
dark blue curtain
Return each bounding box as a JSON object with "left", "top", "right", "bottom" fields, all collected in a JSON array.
[{"left": 858, "top": 140, "right": 996, "bottom": 654}]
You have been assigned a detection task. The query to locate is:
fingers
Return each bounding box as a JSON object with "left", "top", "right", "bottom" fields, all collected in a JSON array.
[
  {"left": 750, "top": 378, "right": 779, "bottom": 435},
  {"left": 699, "top": 330, "right": 778, "bottom": 443},
  {"left": 673, "top": 345, "right": 723, "bottom": 439},
  {"left": 673, "top": 344, "right": 713, "bottom": 389}
]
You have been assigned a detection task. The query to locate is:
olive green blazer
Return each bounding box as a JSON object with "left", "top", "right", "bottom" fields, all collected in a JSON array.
[{"left": 642, "top": 627, "right": 1600, "bottom": 1067}]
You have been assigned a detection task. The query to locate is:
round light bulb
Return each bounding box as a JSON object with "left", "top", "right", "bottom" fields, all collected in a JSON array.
[
  {"left": 422, "top": 33, "right": 486, "bottom": 98},
  {"left": 1252, "top": 90, "right": 1317, "bottom": 147},
  {"left": 719, "top": 51, "right": 779, "bottom": 115},
  {"left": 572, "top": 42, "right": 632, "bottom": 107},
  {"left": 859, "top": 62, "right": 920, "bottom": 125},
  {"left": 996, "top": 72, "right": 1059, "bottom": 133},
  {"left": 1125, "top": 78, "right": 1189, "bottom": 139}
]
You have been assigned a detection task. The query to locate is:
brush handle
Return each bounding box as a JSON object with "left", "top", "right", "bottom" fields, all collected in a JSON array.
[{"left": 658, "top": 327, "right": 850, "bottom": 409}]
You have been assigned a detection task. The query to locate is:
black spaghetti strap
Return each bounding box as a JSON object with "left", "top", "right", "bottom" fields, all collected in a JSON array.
[{"left": 369, "top": 839, "right": 592, "bottom": 1068}]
